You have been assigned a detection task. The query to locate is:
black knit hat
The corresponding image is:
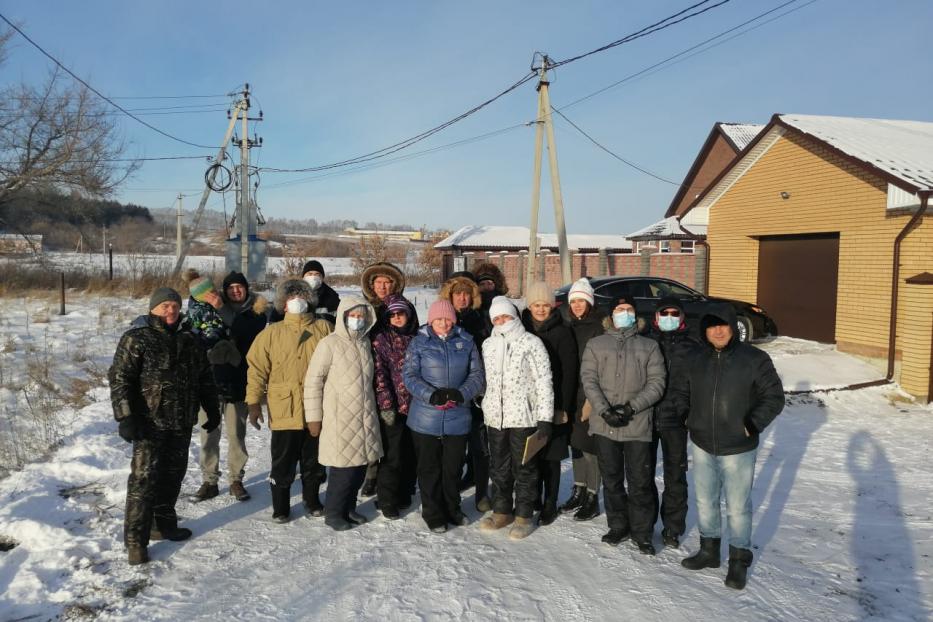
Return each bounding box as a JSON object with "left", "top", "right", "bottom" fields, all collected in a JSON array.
[
  {"left": 222, "top": 271, "right": 249, "bottom": 294},
  {"left": 149, "top": 287, "right": 182, "bottom": 311},
  {"left": 302, "top": 260, "right": 325, "bottom": 278},
  {"left": 614, "top": 295, "right": 634, "bottom": 308}
]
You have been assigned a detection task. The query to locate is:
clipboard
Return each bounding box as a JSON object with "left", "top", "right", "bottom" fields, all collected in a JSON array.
[{"left": 521, "top": 430, "right": 548, "bottom": 465}]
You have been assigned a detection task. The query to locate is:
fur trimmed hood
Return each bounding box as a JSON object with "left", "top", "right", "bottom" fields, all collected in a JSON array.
[
  {"left": 473, "top": 262, "right": 508, "bottom": 296},
  {"left": 439, "top": 275, "right": 481, "bottom": 310},
  {"left": 361, "top": 262, "right": 406, "bottom": 305},
  {"left": 274, "top": 278, "right": 318, "bottom": 314}
]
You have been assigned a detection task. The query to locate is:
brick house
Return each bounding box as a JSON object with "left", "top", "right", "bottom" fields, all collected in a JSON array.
[{"left": 681, "top": 113, "right": 933, "bottom": 401}]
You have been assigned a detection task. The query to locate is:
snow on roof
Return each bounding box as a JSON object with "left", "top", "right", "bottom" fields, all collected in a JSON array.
[
  {"left": 718, "top": 123, "right": 764, "bottom": 151},
  {"left": 625, "top": 216, "right": 705, "bottom": 240},
  {"left": 434, "top": 225, "right": 632, "bottom": 251},
  {"left": 779, "top": 114, "right": 933, "bottom": 191}
]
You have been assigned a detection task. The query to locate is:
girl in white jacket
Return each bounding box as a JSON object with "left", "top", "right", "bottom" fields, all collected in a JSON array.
[{"left": 479, "top": 296, "right": 554, "bottom": 540}]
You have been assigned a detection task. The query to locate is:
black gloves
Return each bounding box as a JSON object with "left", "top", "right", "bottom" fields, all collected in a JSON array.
[
  {"left": 429, "top": 388, "right": 465, "bottom": 406},
  {"left": 601, "top": 403, "right": 636, "bottom": 428},
  {"left": 202, "top": 410, "right": 221, "bottom": 433},
  {"left": 537, "top": 420, "right": 553, "bottom": 440},
  {"left": 446, "top": 389, "right": 465, "bottom": 405},
  {"left": 118, "top": 417, "right": 145, "bottom": 443}
]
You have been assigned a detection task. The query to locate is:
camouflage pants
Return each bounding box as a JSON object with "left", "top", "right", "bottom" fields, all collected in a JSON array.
[{"left": 124, "top": 428, "right": 192, "bottom": 547}]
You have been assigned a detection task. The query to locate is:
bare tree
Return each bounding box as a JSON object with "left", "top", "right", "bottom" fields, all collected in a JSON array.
[{"left": 0, "top": 31, "right": 138, "bottom": 249}]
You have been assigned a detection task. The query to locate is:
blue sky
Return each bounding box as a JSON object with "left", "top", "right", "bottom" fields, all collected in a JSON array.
[{"left": 3, "top": 1, "right": 932, "bottom": 234}]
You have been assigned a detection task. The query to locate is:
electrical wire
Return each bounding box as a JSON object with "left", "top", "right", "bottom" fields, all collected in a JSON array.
[
  {"left": 551, "top": 108, "right": 679, "bottom": 185},
  {"left": 549, "top": 0, "right": 732, "bottom": 68},
  {"left": 0, "top": 12, "right": 220, "bottom": 149}
]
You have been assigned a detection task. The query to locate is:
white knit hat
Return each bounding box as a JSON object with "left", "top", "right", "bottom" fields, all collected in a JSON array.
[
  {"left": 488, "top": 295, "right": 518, "bottom": 321},
  {"left": 568, "top": 278, "right": 595, "bottom": 306}
]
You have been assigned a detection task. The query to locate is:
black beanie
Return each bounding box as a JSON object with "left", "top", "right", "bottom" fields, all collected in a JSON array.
[
  {"left": 222, "top": 271, "right": 249, "bottom": 293},
  {"left": 149, "top": 287, "right": 182, "bottom": 311},
  {"left": 302, "top": 260, "right": 325, "bottom": 278}
]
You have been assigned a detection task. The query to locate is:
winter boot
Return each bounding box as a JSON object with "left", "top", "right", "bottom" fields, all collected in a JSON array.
[
  {"left": 430, "top": 524, "right": 448, "bottom": 534},
  {"left": 382, "top": 506, "right": 400, "bottom": 520},
  {"left": 573, "top": 491, "right": 600, "bottom": 521},
  {"left": 359, "top": 478, "right": 377, "bottom": 498},
  {"left": 193, "top": 482, "right": 219, "bottom": 502},
  {"left": 724, "top": 546, "right": 754, "bottom": 590},
  {"left": 229, "top": 481, "right": 250, "bottom": 502},
  {"left": 127, "top": 545, "right": 149, "bottom": 566},
  {"left": 347, "top": 510, "right": 369, "bottom": 525},
  {"left": 271, "top": 485, "right": 291, "bottom": 523},
  {"left": 479, "top": 512, "right": 514, "bottom": 532},
  {"left": 325, "top": 516, "right": 354, "bottom": 531},
  {"left": 681, "top": 537, "right": 722, "bottom": 570},
  {"left": 508, "top": 517, "right": 534, "bottom": 540},
  {"left": 537, "top": 502, "right": 559, "bottom": 527},
  {"left": 559, "top": 485, "right": 586, "bottom": 514},
  {"left": 302, "top": 483, "right": 324, "bottom": 517},
  {"left": 601, "top": 528, "right": 631, "bottom": 546},
  {"left": 150, "top": 524, "right": 192, "bottom": 542},
  {"left": 635, "top": 539, "right": 657, "bottom": 556},
  {"left": 475, "top": 496, "right": 492, "bottom": 513},
  {"left": 661, "top": 528, "right": 680, "bottom": 548},
  {"left": 448, "top": 510, "right": 469, "bottom": 527}
]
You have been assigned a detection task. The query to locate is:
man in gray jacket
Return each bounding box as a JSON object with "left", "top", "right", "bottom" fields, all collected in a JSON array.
[{"left": 580, "top": 295, "right": 666, "bottom": 554}]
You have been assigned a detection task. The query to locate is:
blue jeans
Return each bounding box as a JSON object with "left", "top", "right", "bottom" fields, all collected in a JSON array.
[{"left": 691, "top": 444, "right": 756, "bottom": 549}]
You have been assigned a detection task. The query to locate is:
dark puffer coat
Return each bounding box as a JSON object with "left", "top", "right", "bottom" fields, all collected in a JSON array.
[
  {"left": 522, "top": 309, "right": 578, "bottom": 460},
  {"left": 560, "top": 304, "right": 606, "bottom": 453},
  {"left": 671, "top": 303, "right": 785, "bottom": 456},
  {"left": 403, "top": 325, "right": 485, "bottom": 437},
  {"left": 212, "top": 293, "right": 269, "bottom": 402},
  {"left": 109, "top": 315, "right": 221, "bottom": 431},
  {"left": 372, "top": 297, "right": 418, "bottom": 415},
  {"left": 439, "top": 274, "right": 489, "bottom": 347},
  {"left": 646, "top": 299, "right": 702, "bottom": 432}
]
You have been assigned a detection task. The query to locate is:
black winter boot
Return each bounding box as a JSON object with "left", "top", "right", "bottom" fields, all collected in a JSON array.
[
  {"left": 302, "top": 483, "right": 324, "bottom": 517},
  {"left": 271, "top": 485, "right": 291, "bottom": 523},
  {"left": 573, "top": 491, "right": 600, "bottom": 521},
  {"left": 601, "top": 527, "right": 631, "bottom": 546},
  {"left": 681, "top": 537, "right": 721, "bottom": 570},
  {"left": 360, "top": 478, "right": 377, "bottom": 498},
  {"left": 559, "top": 485, "right": 586, "bottom": 514},
  {"left": 537, "top": 502, "right": 559, "bottom": 526},
  {"left": 724, "top": 546, "right": 753, "bottom": 590}
]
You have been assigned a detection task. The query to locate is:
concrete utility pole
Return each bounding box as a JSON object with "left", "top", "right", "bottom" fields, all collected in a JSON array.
[
  {"left": 526, "top": 54, "right": 571, "bottom": 292},
  {"left": 239, "top": 85, "right": 250, "bottom": 277},
  {"left": 175, "top": 193, "right": 183, "bottom": 261}
]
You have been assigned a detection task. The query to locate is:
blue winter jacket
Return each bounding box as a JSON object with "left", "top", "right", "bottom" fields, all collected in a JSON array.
[{"left": 403, "top": 325, "right": 485, "bottom": 436}]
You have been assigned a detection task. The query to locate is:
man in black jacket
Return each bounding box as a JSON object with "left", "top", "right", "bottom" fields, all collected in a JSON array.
[
  {"left": 109, "top": 287, "right": 221, "bottom": 565},
  {"left": 672, "top": 303, "right": 784, "bottom": 590},
  {"left": 646, "top": 297, "right": 701, "bottom": 549}
]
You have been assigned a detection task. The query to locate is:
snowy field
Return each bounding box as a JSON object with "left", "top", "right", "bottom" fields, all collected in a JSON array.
[{"left": 0, "top": 291, "right": 931, "bottom": 621}]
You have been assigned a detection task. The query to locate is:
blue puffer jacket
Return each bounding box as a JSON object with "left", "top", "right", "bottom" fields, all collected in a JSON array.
[{"left": 403, "top": 325, "right": 485, "bottom": 436}]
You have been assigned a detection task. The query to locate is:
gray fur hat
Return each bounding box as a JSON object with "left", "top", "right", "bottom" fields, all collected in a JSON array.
[{"left": 274, "top": 278, "right": 318, "bottom": 314}]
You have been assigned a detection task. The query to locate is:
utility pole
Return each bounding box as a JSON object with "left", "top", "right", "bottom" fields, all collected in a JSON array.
[
  {"left": 526, "top": 54, "right": 571, "bottom": 292},
  {"left": 175, "top": 193, "right": 183, "bottom": 261},
  {"left": 239, "top": 84, "right": 251, "bottom": 278}
]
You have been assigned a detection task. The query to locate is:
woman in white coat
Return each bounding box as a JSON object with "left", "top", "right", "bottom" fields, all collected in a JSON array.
[
  {"left": 479, "top": 296, "right": 554, "bottom": 540},
  {"left": 304, "top": 295, "right": 384, "bottom": 531}
]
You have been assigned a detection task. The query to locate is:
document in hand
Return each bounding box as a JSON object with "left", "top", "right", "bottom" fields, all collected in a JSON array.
[{"left": 521, "top": 430, "right": 548, "bottom": 465}]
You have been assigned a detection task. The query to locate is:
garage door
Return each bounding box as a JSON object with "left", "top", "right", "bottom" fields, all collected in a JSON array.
[{"left": 757, "top": 233, "right": 840, "bottom": 343}]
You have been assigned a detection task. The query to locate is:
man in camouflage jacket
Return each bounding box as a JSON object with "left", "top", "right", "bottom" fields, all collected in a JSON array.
[{"left": 108, "top": 287, "right": 221, "bottom": 565}]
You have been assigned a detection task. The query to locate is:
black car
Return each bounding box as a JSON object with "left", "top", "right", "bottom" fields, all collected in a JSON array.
[{"left": 554, "top": 276, "right": 777, "bottom": 343}]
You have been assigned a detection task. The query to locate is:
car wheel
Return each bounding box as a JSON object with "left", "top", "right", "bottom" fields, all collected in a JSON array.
[{"left": 736, "top": 316, "right": 753, "bottom": 343}]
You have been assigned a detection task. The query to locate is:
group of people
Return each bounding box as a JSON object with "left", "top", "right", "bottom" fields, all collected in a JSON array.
[{"left": 108, "top": 259, "right": 785, "bottom": 591}]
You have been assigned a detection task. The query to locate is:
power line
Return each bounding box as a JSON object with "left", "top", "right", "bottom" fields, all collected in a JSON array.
[
  {"left": 0, "top": 155, "right": 211, "bottom": 164},
  {"left": 110, "top": 94, "right": 231, "bottom": 100},
  {"left": 556, "top": 0, "right": 811, "bottom": 112},
  {"left": 551, "top": 107, "right": 679, "bottom": 185},
  {"left": 0, "top": 12, "right": 219, "bottom": 149},
  {"left": 550, "top": 0, "right": 732, "bottom": 68}
]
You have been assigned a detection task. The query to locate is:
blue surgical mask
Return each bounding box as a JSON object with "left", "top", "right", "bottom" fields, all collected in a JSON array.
[
  {"left": 658, "top": 315, "right": 680, "bottom": 332},
  {"left": 347, "top": 317, "right": 365, "bottom": 331},
  {"left": 612, "top": 311, "right": 635, "bottom": 329}
]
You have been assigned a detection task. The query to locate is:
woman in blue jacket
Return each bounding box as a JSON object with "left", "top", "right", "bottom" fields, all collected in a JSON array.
[{"left": 403, "top": 300, "right": 485, "bottom": 533}]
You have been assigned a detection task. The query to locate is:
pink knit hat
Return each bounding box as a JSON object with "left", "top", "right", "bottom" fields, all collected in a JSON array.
[{"left": 428, "top": 299, "right": 457, "bottom": 324}]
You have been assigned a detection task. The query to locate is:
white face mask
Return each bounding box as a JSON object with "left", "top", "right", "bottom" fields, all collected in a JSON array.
[
  {"left": 303, "top": 275, "right": 323, "bottom": 291},
  {"left": 286, "top": 298, "right": 309, "bottom": 314},
  {"left": 347, "top": 316, "right": 366, "bottom": 332},
  {"left": 493, "top": 318, "right": 520, "bottom": 335}
]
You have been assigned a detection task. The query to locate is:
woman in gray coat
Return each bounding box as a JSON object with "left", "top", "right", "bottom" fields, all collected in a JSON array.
[{"left": 580, "top": 295, "right": 666, "bottom": 554}]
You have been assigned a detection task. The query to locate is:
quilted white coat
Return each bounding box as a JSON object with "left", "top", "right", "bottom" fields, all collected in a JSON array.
[
  {"left": 303, "top": 295, "right": 384, "bottom": 468},
  {"left": 481, "top": 321, "right": 554, "bottom": 430}
]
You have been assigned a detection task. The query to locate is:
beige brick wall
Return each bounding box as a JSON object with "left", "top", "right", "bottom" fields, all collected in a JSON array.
[{"left": 707, "top": 131, "right": 932, "bottom": 399}]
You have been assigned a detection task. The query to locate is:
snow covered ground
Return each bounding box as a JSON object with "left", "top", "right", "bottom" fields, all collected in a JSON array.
[{"left": 0, "top": 292, "right": 931, "bottom": 621}]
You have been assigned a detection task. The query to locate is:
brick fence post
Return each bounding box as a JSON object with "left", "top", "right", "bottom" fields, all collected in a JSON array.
[
  {"left": 640, "top": 248, "right": 652, "bottom": 276},
  {"left": 598, "top": 247, "right": 609, "bottom": 276},
  {"left": 694, "top": 243, "right": 709, "bottom": 294}
]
